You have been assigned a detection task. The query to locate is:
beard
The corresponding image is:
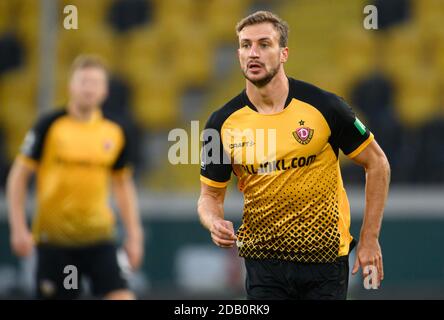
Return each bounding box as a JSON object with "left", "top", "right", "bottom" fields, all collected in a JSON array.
[{"left": 243, "top": 62, "right": 280, "bottom": 88}]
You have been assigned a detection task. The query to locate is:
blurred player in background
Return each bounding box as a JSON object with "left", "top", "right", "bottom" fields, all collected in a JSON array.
[
  {"left": 7, "top": 55, "right": 144, "bottom": 300},
  {"left": 198, "top": 11, "right": 390, "bottom": 300}
]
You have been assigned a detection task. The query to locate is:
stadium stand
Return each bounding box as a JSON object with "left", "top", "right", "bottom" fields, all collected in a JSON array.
[{"left": 0, "top": 0, "right": 443, "bottom": 191}]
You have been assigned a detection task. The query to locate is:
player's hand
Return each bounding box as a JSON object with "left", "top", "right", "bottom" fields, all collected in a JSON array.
[
  {"left": 209, "top": 218, "right": 237, "bottom": 248},
  {"left": 124, "top": 235, "right": 144, "bottom": 270},
  {"left": 10, "top": 227, "right": 34, "bottom": 257},
  {"left": 352, "top": 237, "right": 384, "bottom": 287}
]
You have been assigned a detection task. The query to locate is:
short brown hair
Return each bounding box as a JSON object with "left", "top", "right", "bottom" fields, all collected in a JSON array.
[
  {"left": 70, "top": 54, "right": 109, "bottom": 78},
  {"left": 236, "top": 11, "right": 289, "bottom": 47}
]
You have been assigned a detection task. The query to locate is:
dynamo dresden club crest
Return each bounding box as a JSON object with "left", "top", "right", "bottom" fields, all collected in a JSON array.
[{"left": 293, "top": 126, "right": 314, "bottom": 145}]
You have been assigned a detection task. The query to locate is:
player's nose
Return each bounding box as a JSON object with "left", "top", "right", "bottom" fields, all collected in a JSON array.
[{"left": 248, "top": 44, "right": 260, "bottom": 57}]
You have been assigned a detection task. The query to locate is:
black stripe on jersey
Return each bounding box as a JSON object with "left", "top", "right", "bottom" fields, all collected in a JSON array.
[
  {"left": 111, "top": 124, "right": 131, "bottom": 170},
  {"left": 200, "top": 93, "right": 246, "bottom": 184},
  {"left": 102, "top": 113, "right": 134, "bottom": 170},
  {"left": 22, "top": 109, "right": 67, "bottom": 161},
  {"left": 287, "top": 78, "right": 372, "bottom": 158}
]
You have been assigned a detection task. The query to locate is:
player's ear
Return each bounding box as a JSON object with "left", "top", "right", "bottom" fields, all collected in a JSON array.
[{"left": 280, "top": 47, "right": 289, "bottom": 63}]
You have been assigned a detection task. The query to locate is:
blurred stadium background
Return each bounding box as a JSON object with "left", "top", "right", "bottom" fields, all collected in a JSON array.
[{"left": 0, "top": 0, "right": 443, "bottom": 299}]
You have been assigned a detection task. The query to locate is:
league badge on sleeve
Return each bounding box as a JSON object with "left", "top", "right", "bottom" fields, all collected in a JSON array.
[{"left": 354, "top": 118, "right": 367, "bottom": 135}]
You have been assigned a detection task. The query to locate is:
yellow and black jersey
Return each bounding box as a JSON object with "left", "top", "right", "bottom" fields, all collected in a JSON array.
[
  {"left": 200, "top": 77, "right": 374, "bottom": 263},
  {"left": 18, "top": 109, "right": 131, "bottom": 246}
]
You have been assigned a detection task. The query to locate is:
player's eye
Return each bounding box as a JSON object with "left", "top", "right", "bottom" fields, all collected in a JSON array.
[{"left": 241, "top": 43, "right": 251, "bottom": 48}]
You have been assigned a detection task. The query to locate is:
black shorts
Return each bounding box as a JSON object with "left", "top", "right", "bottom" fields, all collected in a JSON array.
[
  {"left": 36, "top": 241, "right": 129, "bottom": 299},
  {"left": 245, "top": 256, "right": 349, "bottom": 300}
]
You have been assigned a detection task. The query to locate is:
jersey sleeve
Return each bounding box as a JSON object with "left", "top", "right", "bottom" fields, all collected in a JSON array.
[
  {"left": 18, "top": 110, "right": 65, "bottom": 167},
  {"left": 200, "top": 111, "right": 232, "bottom": 188},
  {"left": 112, "top": 126, "right": 132, "bottom": 172},
  {"left": 328, "top": 95, "right": 374, "bottom": 158}
]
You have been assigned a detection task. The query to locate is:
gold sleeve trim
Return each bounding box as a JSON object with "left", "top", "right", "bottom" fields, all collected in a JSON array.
[
  {"left": 200, "top": 175, "right": 229, "bottom": 188},
  {"left": 347, "top": 133, "right": 374, "bottom": 159},
  {"left": 112, "top": 166, "right": 133, "bottom": 178},
  {"left": 17, "top": 155, "right": 38, "bottom": 170}
]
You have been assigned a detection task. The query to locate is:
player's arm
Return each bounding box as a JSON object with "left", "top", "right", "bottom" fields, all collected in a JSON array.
[
  {"left": 199, "top": 109, "right": 235, "bottom": 248},
  {"left": 7, "top": 111, "right": 62, "bottom": 257},
  {"left": 327, "top": 93, "right": 390, "bottom": 286},
  {"left": 197, "top": 182, "right": 236, "bottom": 248},
  {"left": 350, "top": 140, "right": 390, "bottom": 286},
  {"left": 6, "top": 158, "right": 35, "bottom": 257},
  {"left": 112, "top": 171, "right": 144, "bottom": 270}
]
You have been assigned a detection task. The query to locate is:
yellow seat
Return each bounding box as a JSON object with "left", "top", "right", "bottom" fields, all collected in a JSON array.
[
  {"left": 169, "top": 26, "right": 214, "bottom": 87},
  {"left": 56, "top": 29, "right": 90, "bottom": 68},
  {"left": 393, "top": 67, "right": 441, "bottom": 128},
  {"left": 335, "top": 28, "right": 378, "bottom": 81},
  {"left": 0, "top": 0, "right": 15, "bottom": 33},
  {"left": 432, "top": 34, "right": 444, "bottom": 78},
  {"left": 53, "top": 65, "right": 70, "bottom": 107},
  {"left": 413, "top": 0, "right": 444, "bottom": 30},
  {"left": 78, "top": 27, "right": 117, "bottom": 62},
  {"left": 14, "top": 1, "right": 39, "bottom": 57},
  {"left": 380, "top": 25, "right": 423, "bottom": 82},
  {"left": 0, "top": 68, "right": 37, "bottom": 115},
  {"left": 56, "top": 26, "right": 117, "bottom": 79},
  {"left": 132, "top": 87, "right": 179, "bottom": 130},
  {"left": 0, "top": 66, "right": 38, "bottom": 159},
  {"left": 278, "top": 1, "right": 371, "bottom": 86},
  {"left": 113, "top": 28, "right": 163, "bottom": 83},
  {"left": 205, "top": 0, "right": 251, "bottom": 42},
  {"left": 131, "top": 66, "right": 180, "bottom": 130},
  {"left": 206, "top": 72, "right": 244, "bottom": 116},
  {"left": 154, "top": 0, "right": 196, "bottom": 31}
]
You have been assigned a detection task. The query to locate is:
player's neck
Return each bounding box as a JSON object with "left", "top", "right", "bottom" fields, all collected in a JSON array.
[
  {"left": 67, "top": 102, "right": 97, "bottom": 122},
  {"left": 246, "top": 70, "right": 289, "bottom": 114}
]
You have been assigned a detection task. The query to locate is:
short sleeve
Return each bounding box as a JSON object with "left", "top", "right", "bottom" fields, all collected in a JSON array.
[
  {"left": 328, "top": 95, "right": 374, "bottom": 158},
  {"left": 20, "top": 110, "right": 66, "bottom": 163},
  {"left": 112, "top": 126, "right": 132, "bottom": 171},
  {"left": 200, "top": 112, "right": 232, "bottom": 188}
]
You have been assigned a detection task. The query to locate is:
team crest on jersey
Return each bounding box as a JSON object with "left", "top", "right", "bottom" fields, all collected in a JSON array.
[
  {"left": 293, "top": 127, "right": 314, "bottom": 145},
  {"left": 104, "top": 140, "right": 114, "bottom": 151}
]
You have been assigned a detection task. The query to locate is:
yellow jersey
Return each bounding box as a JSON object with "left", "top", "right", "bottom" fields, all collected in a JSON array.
[
  {"left": 200, "top": 78, "right": 373, "bottom": 263},
  {"left": 18, "top": 109, "right": 131, "bottom": 246}
]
